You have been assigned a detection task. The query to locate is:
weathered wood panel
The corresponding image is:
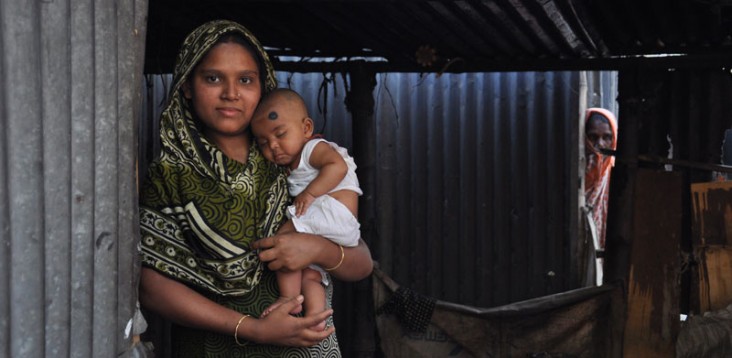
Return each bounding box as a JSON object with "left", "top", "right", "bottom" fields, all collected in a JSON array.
[
  {"left": 691, "top": 181, "right": 732, "bottom": 313},
  {"left": 622, "top": 169, "right": 682, "bottom": 358},
  {"left": 691, "top": 181, "right": 732, "bottom": 246}
]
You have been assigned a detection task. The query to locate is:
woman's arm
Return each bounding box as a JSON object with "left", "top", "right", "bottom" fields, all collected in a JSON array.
[
  {"left": 251, "top": 235, "right": 373, "bottom": 281},
  {"left": 139, "top": 267, "right": 335, "bottom": 346}
]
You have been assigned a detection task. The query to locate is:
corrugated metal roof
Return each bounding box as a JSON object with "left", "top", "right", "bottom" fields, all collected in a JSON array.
[{"left": 145, "top": 0, "right": 732, "bottom": 73}]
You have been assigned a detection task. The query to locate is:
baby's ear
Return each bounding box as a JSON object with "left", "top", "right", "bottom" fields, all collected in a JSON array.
[{"left": 303, "top": 117, "right": 315, "bottom": 137}]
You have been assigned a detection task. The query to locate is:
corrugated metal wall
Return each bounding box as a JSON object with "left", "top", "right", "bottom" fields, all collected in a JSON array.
[
  {"left": 619, "top": 67, "right": 732, "bottom": 181},
  {"left": 141, "top": 70, "right": 617, "bottom": 310},
  {"left": 370, "top": 71, "right": 605, "bottom": 307},
  {"left": 0, "top": 0, "right": 147, "bottom": 357}
]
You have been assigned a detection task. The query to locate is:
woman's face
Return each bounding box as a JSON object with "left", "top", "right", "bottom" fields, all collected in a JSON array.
[
  {"left": 586, "top": 117, "right": 613, "bottom": 153},
  {"left": 183, "top": 41, "right": 262, "bottom": 140}
]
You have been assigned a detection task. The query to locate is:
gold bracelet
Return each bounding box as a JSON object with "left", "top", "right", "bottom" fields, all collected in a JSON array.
[
  {"left": 324, "top": 244, "right": 345, "bottom": 271},
  {"left": 234, "top": 314, "right": 250, "bottom": 347}
]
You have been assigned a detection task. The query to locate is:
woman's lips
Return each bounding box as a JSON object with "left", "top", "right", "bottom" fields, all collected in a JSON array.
[{"left": 217, "top": 107, "right": 242, "bottom": 117}]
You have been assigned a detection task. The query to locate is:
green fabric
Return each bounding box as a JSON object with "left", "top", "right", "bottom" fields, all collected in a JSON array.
[
  {"left": 140, "top": 18, "right": 284, "bottom": 297},
  {"left": 139, "top": 20, "right": 340, "bottom": 356},
  {"left": 140, "top": 142, "right": 286, "bottom": 295}
]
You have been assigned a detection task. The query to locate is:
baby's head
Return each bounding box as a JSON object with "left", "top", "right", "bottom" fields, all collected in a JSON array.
[{"left": 252, "top": 88, "right": 314, "bottom": 168}]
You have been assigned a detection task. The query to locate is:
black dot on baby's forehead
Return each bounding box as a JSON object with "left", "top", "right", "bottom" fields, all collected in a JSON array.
[{"left": 268, "top": 111, "right": 278, "bottom": 120}]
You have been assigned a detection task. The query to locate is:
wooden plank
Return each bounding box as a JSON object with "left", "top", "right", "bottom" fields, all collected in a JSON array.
[
  {"left": 696, "top": 247, "right": 732, "bottom": 313},
  {"left": 622, "top": 169, "right": 681, "bottom": 358},
  {"left": 691, "top": 180, "right": 732, "bottom": 246},
  {"left": 690, "top": 180, "right": 732, "bottom": 313}
]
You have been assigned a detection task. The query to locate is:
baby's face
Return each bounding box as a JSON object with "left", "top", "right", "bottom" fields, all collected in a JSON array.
[{"left": 252, "top": 103, "right": 311, "bottom": 169}]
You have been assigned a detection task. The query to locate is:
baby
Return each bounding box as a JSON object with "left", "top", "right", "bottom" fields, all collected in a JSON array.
[{"left": 251, "top": 88, "right": 362, "bottom": 330}]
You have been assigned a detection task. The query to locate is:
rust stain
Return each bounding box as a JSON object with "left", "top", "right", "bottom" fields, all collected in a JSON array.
[
  {"left": 624, "top": 266, "right": 676, "bottom": 358},
  {"left": 726, "top": 204, "right": 732, "bottom": 243},
  {"left": 691, "top": 181, "right": 732, "bottom": 246},
  {"left": 697, "top": 246, "right": 732, "bottom": 312}
]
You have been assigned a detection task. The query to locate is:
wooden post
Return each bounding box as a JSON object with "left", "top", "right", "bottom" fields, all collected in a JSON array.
[
  {"left": 347, "top": 62, "right": 377, "bottom": 252},
  {"left": 607, "top": 69, "right": 681, "bottom": 357},
  {"left": 335, "top": 62, "right": 377, "bottom": 357}
]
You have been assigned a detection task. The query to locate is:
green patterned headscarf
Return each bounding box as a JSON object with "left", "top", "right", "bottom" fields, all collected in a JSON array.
[
  {"left": 140, "top": 20, "right": 289, "bottom": 296},
  {"left": 161, "top": 20, "right": 278, "bottom": 182},
  {"left": 170, "top": 19, "right": 277, "bottom": 99}
]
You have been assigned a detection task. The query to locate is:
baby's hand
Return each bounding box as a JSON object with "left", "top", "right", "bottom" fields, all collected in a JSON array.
[{"left": 293, "top": 191, "right": 316, "bottom": 217}]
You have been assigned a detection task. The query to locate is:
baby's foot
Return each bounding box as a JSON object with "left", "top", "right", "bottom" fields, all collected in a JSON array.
[{"left": 260, "top": 296, "right": 301, "bottom": 318}]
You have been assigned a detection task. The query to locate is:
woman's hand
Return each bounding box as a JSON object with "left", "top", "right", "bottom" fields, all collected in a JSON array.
[
  {"left": 139, "top": 268, "right": 334, "bottom": 347},
  {"left": 252, "top": 231, "right": 321, "bottom": 272},
  {"left": 251, "top": 233, "right": 374, "bottom": 281},
  {"left": 246, "top": 295, "right": 335, "bottom": 347}
]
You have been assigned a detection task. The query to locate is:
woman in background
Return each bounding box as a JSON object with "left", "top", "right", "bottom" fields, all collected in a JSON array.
[{"left": 584, "top": 107, "right": 617, "bottom": 286}]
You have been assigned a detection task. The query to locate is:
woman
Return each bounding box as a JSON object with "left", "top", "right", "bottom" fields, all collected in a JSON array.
[
  {"left": 584, "top": 107, "right": 618, "bottom": 251},
  {"left": 138, "top": 20, "right": 373, "bottom": 356},
  {"left": 583, "top": 108, "right": 617, "bottom": 286}
]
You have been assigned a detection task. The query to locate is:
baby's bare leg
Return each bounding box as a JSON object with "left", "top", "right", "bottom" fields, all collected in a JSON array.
[
  {"left": 261, "top": 269, "right": 302, "bottom": 317},
  {"left": 302, "top": 267, "right": 327, "bottom": 331},
  {"left": 260, "top": 219, "right": 301, "bottom": 317}
]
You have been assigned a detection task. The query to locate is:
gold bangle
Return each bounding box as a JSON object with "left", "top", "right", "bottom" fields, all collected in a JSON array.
[
  {"left": 234, "top": 314, "right": 250, "bottom": 347},
  {"left": 324, "top": 244, "right": 345, "bottom": 271}
]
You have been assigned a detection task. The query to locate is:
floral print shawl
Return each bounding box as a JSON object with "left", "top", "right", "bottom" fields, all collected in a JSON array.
[{"left": 584, "top": 107, "right": 617, "bottom": 249}]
